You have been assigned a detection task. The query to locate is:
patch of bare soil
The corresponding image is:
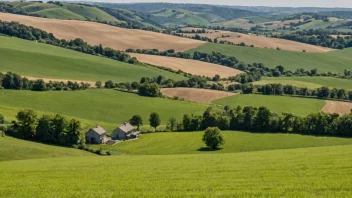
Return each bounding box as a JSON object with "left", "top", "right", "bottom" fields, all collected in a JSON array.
[
  {"left": 321, "top": 100, "right": 352, "bottom": 115},
  {"left": 0, "top": 13, "right": 204, "bottom": 52},
  {"left": 128, "top": 53, "right": 243, "bottom": 78},
  {"left": 161, "top": 88, "right": 237, "bottom": 104}
]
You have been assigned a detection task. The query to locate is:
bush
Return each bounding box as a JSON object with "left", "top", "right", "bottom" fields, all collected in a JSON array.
[{"left": 202, "top": 127, "right": 224, "bottom": 150}]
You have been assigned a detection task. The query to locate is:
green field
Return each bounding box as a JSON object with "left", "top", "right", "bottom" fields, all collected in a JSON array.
[
  {"left": 189, "top": 43, "right": 352, "bottom": 73},
  {"left": 0, "top": 136, "right": 93, "bottom": 161},
  {"left": 0, "top": 89, "right": 207, "bottom": 131},
  {"left": 1, "top": 144, "right": 352, "bottom": 197},
  {"left": 151, "top": 9, "right": 211, "bottom": 26},
  {"left": 14, "top": 2, "right": 120, "bottom": 22},
  {"left": 254, "top": 76, "right": 352, "bottom": 89},
  {"left": 91, "top": 131, "right": 352, "bottom": 155},
  {"left": 0, "top": 36, "right": 186, "bottom": 82},
  {"left": 213, "top": 94, "right": 325, "bottom": 115}
]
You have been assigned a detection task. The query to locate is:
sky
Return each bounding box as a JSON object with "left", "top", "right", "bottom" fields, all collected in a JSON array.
[{"left": 87, "top": 0, "right": 352, "bottom": 8}]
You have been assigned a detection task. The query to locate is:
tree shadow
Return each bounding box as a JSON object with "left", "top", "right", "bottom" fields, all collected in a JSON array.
[{"left": 197, "top": 147, "right": 223, "bottom": 152}]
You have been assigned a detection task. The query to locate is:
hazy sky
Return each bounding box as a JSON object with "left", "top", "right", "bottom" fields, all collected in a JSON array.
[{"left": 91, "top": 0, "right": 352, "bottom": 8}]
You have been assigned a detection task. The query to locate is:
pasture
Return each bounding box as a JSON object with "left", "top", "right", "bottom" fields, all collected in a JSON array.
[
  {"left": 0, "top": 89, "right": 207, "bottom": 129},
  {"left": 128, "top": 53, "right": 243, "bottom": 78},
  {"left": 0, "top": 13, "right": 204, "bottom": 51},
  {"left": 0, "top": 136, "right": 93, "bottom": 161},
  {"left": 254, "top": 76, "right": 352, "bottom": 90},
  {"left": 0, "top": 36, "right": 186, "bottom": 82},
  {"left": 91, "top": 131, "right": 352, "bottom": 155},
  {"left": 190, "top": 43, "right": 352, "bottom": 73},
  {"left": 213, "top": 94, "right": 325, "bottom": 115},
  {"left": 184, "top": 30, "right": 331, "bottom": 52},
  {"left": 1, "top": 145, "right": 352, "bottom": 197},
  {"left": 160, "top": 88, "right": 237, "bottom": 103}
]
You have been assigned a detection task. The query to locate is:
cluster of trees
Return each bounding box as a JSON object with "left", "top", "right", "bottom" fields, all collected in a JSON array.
[
  {"left": 175, "top": 28, "right": 207, "bottom": 34},
  {"left": 0, "top": 21, "right": 137, "bottom": 64},
  {"left": 0, "top": 72, "right": 90, "bottom": 91},
  {"left": 273, "top": 29, "right": 352, "bottom": 49},
  {"left": 166, "top": 106, "right": 352, "bottom": 137},
  {"left": 256, "top": 84, "right": 352, "bottom": 101},
  {"left": 128, "top": 113, "right": 160, "bottom": 131},
  {"left": 6, "top": 110, "right": 83, "bottom": 146},
  {"left": 0, "top": 3, "right": 27, "bottom": 15}
]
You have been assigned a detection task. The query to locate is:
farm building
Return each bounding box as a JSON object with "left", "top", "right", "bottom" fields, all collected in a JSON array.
[
  {"left": 85, "top": 125, "right": 110, "bottom": 144},
  {"left": 112, "top": 122, "right": 140, "bottom": 140}
]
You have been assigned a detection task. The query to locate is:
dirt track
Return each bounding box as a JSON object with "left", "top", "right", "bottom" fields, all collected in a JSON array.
[
  {"left": 129, "top": 53, "right": 243, "bottom": 78},
  {"left": 161, "top": 88, "right": 237, "bottom": 104},
  {"left": 321, "top": 100, "right": 352, "bottom": 115},
  {"left": 0, "top": 13, "right": 204, "bottom": 51},
  {"left": 183, "top": 30, "right": 333, "bottom": 52}
]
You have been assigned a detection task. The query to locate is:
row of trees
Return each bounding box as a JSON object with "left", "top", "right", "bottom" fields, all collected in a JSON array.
[
  {"left": 0, "top": 21, "right": 137, "bottom": 64},
  {"left": 0, "top": 72, "right": 90, "bottom": 91},
  {"left": 6, "top": 110, "right": 83, "bottom": 146},
  {"left": 164, "top": 106, "right": 352, "bottom": 137}
]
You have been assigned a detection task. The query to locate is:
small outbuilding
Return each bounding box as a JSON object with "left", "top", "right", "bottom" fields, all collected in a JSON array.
[
  {"left": 112, "top": 122, "right": 140, "bottom": 140},
  {"left": 85, "top": 125, "right": 109, "bottom": 144}
]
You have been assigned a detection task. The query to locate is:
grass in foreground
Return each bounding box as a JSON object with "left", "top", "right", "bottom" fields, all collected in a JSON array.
[
  {"left": 0, "top": 136, "right": 93, "bottom": 161},
  {"left": 90, "top": 131, "right": 352, "bottom": 155},
  {"left": 0, "top": 89, "right": 207, "bottom": 127},
  {"left": 1, "top": 145, "right": 352, "bottom": 197},
  {"left": 189, "top": 43, "right": 352, "bottom": 73},
  {"left": 0, "top": 36, "right": 186, "bottom": 82},
  {"left": 254, "top": 76, "right": 352, "bottom": 90},
  {"left": 213, "top": 94, "right": 325, "bottom": 116}
]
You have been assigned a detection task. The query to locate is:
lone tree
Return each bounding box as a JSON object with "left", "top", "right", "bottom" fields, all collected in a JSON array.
[
  {"left": 202, "top": 127, "right": 224, "bottom": 150},
  {"left": 149, "top": 112, "right": 160, "bottom": 131},
  {"left": 129, "top": 115, "right": 143, "bottom": 130}
]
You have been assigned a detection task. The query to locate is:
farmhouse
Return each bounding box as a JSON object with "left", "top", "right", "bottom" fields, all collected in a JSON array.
[
  {"left": 112, "top": 122, "right": 140, "bottom": 140},
  {"left": 85, "top": 125, "right": 110, "bottom": 144}
]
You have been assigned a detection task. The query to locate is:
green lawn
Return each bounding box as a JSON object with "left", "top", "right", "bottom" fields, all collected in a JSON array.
[
  {"left": 254, "top": 76, "right": 352, "bottom": 90},
  {"left": 0, "top": 89, "right": 207, "bottom": 130},
  {"left": 0, "top": 36, "right": 186, "bottom": 82},
  {"left": 189, "top": 43, "right": 352, "bottom": 73},
  {"left": 1, "top": 144, "right": 352, "bottom": 197},
  {"left": 0, "top": 136, "right": 93, "bottom": 161},
  {"left": 213, "top": 94, "right": 325, "bottom": 115},
  {"left": 91, "top": 131, "right": 352, "bottom": 155}
]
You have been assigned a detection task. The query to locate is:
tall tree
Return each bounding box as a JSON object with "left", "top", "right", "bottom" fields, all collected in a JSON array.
[
  {"left": 16, "top": 110, "right": 38, "bottom": 139},
  {"left": 149, "top": 112, "right": 161, "bottom": 131},
  {"left": 129, "top": 115, "right": 143, "bottom": 130}
]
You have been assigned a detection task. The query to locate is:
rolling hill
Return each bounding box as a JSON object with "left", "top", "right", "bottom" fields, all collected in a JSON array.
[
  {"left": 189, "top": 43, "right": 352, "bottom": 73},
  {"left": 0, "top": 13, "right": 204, "bottom": 51},
  {"left": 0, "top": 36, "right": 186, "bottom": 82}
]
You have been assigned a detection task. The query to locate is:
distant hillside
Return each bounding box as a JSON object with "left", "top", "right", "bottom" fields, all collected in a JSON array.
[{"left": 92, "top": 3, "right": 262, "bottom": 26}]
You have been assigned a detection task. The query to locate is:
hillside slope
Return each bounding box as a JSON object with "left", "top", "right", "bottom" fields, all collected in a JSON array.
[
  {"left": 0, "top": 36, "right": 185, "bottom": 82},
  {"left": 1, "top": 145, "right": 352, "bottom": 197},
  {"left": 0, "top": 13, "right": 204, "bottom": 51}
]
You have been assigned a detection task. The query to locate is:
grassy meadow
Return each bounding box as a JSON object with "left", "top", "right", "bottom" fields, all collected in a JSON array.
[
  {"left": 1, "top": 144, "right": 352, "bottom": 197},
  {"left": 0, "top": 89, "right": 207, "bottom": 131},
  {"left": 0, "top": 136, "right": 93, "bottom": 161},
  {"left": 0, "top": 36, "right": 186, "bottom": 82},
  {"left": 90, "top": 131, "right": 352, "bottom": 155},
  {"left": 189, "top": 43, "right": 352, "bottom": 73},
  {"left": 213, "top": 94, "right": 325, "bottom": 115},
  {"left": 254, "top": 76, "right": 352, "bottom": 89}
]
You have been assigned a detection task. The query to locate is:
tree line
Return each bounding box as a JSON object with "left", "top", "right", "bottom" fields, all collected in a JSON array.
[
  {"left": 0, "top": 21, "right": 137, "bottom": 64},
  {"left": 0, "top": 72, "right": 90, "bottom": 91}
]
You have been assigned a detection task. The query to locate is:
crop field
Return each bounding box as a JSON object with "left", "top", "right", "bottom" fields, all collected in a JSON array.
[
  {"left": 189, "top": 43, "right": 352, "bottom": 73},
  {"left": 1, "top": 144, "right": 352, "bottom": 197},
  {"left": 151, "top": 9, "right": 211, "bottom": 26},
  {"left": 322, "top": 100, "right": 352, "bottom": 115},
  {"left": 213, "top": 94, "right": 325, "bottom": 115},
  {"left": 90, "top": 131, "right": 352, "bottom": 155},
  {"left": 0, "top": 136, "right": 93, "bottom": 161},
  {"left": 184, "top": 30, "right": 332, "bottom": 52},
  {"left": 0, "top": 13, "right": 204, "bottom": 51},
  {"left": 0, "top": 36, "right": 186, "bottom": 82},
  {"left": 128, "top": 53, "right": 243, "bottom": 78},
  {"left": 160, "top": 88, "right": 237, "bottom": 103},
  {"left": 254, "top": 76, "right": 352, "bottom": 90},
  {"left": 0, "top": 89, "right": 207, "bottom": 129}
]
